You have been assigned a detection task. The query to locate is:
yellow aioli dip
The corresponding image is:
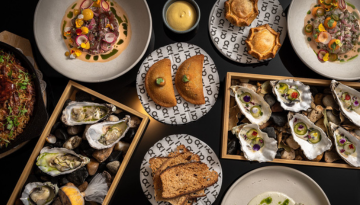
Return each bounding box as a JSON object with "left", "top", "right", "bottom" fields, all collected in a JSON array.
[{"left": 166, "top": 1, "right": 197, "bottom": 31}]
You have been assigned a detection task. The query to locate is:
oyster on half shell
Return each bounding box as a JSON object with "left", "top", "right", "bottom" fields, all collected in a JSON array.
[
  {"left": 231, "top": 86, "right": 271, "bottom": 126},
  {"left": 330, "top": 122, "right": 360, "bottom": 167},
  {"left": 20, "top": 182, "right": 58, "bottom": 205},
  {"left": 270, "top": 79, "right": 312, "bottom": 112},
  {"left": 288, "top": 113, "right": 332, "bottom": 160},
  {"left": 36, "top": 147, "right": 90, "bottom": 176},
  {"left": 86, "top": 115, "right": 131, "bottom": 149},
  {"left": 61, "top": 101, "right": 116, "bottom": 126},
  {"left": 330, "top": 80, "right": 360, "bottom": 127},
  {"left": 236, "top": 124, "right": 277, "bottom": 162}
]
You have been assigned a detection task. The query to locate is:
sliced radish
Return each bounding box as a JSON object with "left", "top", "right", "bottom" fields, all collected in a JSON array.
[
  {"left": 338, "top": 0, "right": 346, "bottom": 10},
  {"left": 317, "top": 31, "right": 332, "bottom": 44},
  {"left": 80, "top": 0, "right": 93, "bottom": 9},
  {"left": 317, "top": 50, "right": 329, "bottom": 62},
  {"left": 76, "top": 35, "right": 89, "bottom": 46},
  {"left": 103, "top": 32, "right": 117, "bottom": 44},
  {"left": 101, "top": 0, "right": 110, "bottom": 11}
]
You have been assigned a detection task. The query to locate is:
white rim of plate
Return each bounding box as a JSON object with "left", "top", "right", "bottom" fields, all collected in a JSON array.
[
  {"left": 140, "top": 134, "right": 223, "bottom": 205},
  {"left": 136, "top": 42, "right": 220, "bottom": 125},
  {"left": 33, "top": 0, "right": 153, "bottom": 83},
  {"left": 287, "top": 0, "right": 360, "bottom": 81},
  {"left": 221, "top": 166, "right": 330, "bottom": 205},
  {"left": 208, "top": 0, "right": 287, "bottom": 64}
]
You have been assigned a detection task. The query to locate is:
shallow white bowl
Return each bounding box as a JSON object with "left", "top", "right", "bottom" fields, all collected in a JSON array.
[
  {"left": 221, "top": 166, "right": 330, "bottom": 205},
  {"left": 34, "top": 0, "right": 152, "bottom": 82},
  {"left": 288, "top": 0, "right": 360, "bottom": 80}
]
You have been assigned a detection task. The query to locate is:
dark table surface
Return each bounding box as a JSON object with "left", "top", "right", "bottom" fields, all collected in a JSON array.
[{"left": 1, "top": 0, "right": 359, "bottom": 204}]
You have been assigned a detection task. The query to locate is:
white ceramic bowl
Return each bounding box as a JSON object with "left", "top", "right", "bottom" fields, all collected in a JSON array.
[
  {"left": 288, "top": 0, "right": 360, "bottom": 80},
  {"left": 221, "top": 166, "right": 330, "bottom": 205},
  {"left": 34, "top": 0, "right": 152, "bottom": 82}
]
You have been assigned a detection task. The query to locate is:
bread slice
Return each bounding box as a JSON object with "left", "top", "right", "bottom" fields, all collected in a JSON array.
[
  {"left": 168, "top": 145, "right": 189, "bottom": 157},
  {"left": 149, "top": 157, "right": 169, "bottom": 173},
  {"left": 160, "top": 162, "right": 218, "bottom": 199},
  {"left": 189, "top": 189, "right": 206, "bottom": 199},
  {"left": 154, "top": 152, "right": 200, "bottom": 201}
]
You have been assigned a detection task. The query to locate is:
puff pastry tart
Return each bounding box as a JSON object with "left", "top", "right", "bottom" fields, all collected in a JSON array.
[
  {"left": 175, "top": 55, "right": 205, "bottom": 105},
  {"left": 145, "top": 58, "right": 177, "bottom": 107},
  {"left": 245, "top": 24, "right": 281, "bottom": 60},
  {"left": 224, "top": 0, "right": 259, "bottom": 27}
]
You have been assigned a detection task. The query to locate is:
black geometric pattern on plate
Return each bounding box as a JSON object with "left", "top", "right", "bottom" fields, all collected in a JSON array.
[
  {"left": 136, "top": 43, "right": 220, "bottom": 125},
  {"left": 140, "top": 134, "right": 223, "bottom": 205},
  {"left": 209, "top": 0, "right": 287, "bottom": 64}
]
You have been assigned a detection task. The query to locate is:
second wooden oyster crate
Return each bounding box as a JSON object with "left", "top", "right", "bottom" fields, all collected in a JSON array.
[{"left": 222, "top": 72, "right": 360, "bottom": 170}]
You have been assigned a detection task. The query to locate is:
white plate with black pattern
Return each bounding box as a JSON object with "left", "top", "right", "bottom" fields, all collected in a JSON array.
[
  {"left": 208, "top": 0, "right": 287, "bottom": 64},
  {"left": 136, "top": 43, "right": 220, "bottom": 125},
  {"left": 140, "top": 134, "right": 223, "bottom": 205}
]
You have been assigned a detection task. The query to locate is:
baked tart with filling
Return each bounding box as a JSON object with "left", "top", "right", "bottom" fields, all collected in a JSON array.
[
  {"left": 145, "top": 58, "right": 177, "bottom": 107},
  {"left": 175, "top": 55, "right": 205, "bottom": 105},
  {"left": 224, "top": 0, "right": 259, "bottom": 27},
  {"left": 245, "top": 24, "right": 281, "bottom": 60}
]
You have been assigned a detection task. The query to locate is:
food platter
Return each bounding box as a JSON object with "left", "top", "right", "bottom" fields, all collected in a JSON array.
[
  {"left": 208, "top": 0, "right": 287, "bottom": 64},
  {"left": 140, "top": 134, "right": 222, "bottom": 205},
  {"left": 222, "top": 72, "right": 360, "bottom": 169},
  {"left": 288, "top": 0, "right": 360, "bottom": 80},
  {"left": 221, "top": 166, "right": 330, "bottom": 205},
  {"left": 34, "top": 0, "right": 152, "bottom": 82},
  {"left": 0, "top": 40, "right": 48, "bottom": 155},
  {"left": 8, "top": 81, "right": 149, "bottom": 205},
  {"left": 136, "top": 42, "right": 220, "bottom": 125}
]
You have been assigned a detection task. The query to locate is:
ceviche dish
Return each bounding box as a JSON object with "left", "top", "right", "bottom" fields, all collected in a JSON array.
[
  {"left": 62, "top": 0, "right": 131, "bottom": 62},
  {"left": 304, "top": 0, "right": 360, "bottom": 62},
  {"left": 0, "top": 50, "right": 35, "bottom": 148}
]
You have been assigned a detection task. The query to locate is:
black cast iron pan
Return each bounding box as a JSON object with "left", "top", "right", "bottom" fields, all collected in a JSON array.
[{"left": 0, "top": 41, "right": 48, "bottom": 154}]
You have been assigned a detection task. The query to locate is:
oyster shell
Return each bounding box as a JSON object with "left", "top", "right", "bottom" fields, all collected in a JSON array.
[
  {"left": 270, "top": 79, "right": 312, "bottom": 112},
  {"left": 86, "top": 116, "right": 131, "bottom": 149},
  {"left": 288, "top": 113, "right": 332, "bottom": 160},
  {"left": 237, "top": 124, "right": 277, "bottom": 162},
  {"left": 61, "top": 101, "right": 116, "bottom": 126},
  {"left": 330, "top": 122, "right": 360, "bottom": 167},
  {"left": 36, "top": 147, "right": 90, "bottom": 176},
  {"left": 231, "top": 86, "right": 272, "bottom": 126},
  {"left": 20, "top": 182, "right": 58, "bottom": 205},
  {"left": 330, "top": 80, "right": 360, "bottom": 127}
]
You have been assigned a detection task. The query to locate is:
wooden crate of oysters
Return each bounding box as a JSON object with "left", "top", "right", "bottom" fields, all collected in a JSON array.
[
  {"left": 222, "top": 72, "right": 360, "bottom": 169},
  {"left": 8, "top": 81, "right": 149, "bottom": 205}
]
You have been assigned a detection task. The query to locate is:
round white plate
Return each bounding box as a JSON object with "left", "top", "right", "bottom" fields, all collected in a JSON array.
[
  {"left": 221, "top": 166, "right": 330, "bottom": 205},
  {"left": 209, "top": 0, "right": 287, "bottom": 64},
  {"left": 34, "top": 0, "right": 152, "bottom": 82},
  {"left": 288, "top": 0, "right": 360, "bottom": 80},
  {"left": 136, "top": 43, "right": 220, "bottom": 125},
  {"left": 140, "top": 134, "right": 223, "bottom": 205}
]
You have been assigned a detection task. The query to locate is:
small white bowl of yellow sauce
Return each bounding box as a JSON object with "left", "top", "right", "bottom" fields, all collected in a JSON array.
[{"left": 163, "top": 0, "right": 200, "bottom": 34}]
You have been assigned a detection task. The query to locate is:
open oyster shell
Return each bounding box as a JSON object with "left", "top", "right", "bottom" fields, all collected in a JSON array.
[
  {"left": 330, "top": 122, "right": 360, "bottom": 167},
  {"left": 86, "top": 115, "right": 131, "bottom": 149},
  {"left": 270, "top": 79, "right": 312, "bottom": 112},
  {"left": 236, "top": 124, "right": 277, "bottom": 162},
  {"left": 61, "top": 101, "right": 116, "bottom": 126},
  {"left": 288, "top": 113, "right": 332, "bottom": 160},
  {"left": 330, "top": 80, "right": 360, "bottom": 127},
  {"left": 36, "top": 147, "right": 90, "bottom": 176},
  {"left": 20, "top": 182, "right": 58, "bottom": 205},
  {"left": 231, "top": 86, "right": 271, "bottom": 126}
]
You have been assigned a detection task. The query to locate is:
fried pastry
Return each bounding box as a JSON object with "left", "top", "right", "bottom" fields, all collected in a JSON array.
[
  {"left": 245, "top": 24, "right": 281, "bottom": 60},
  {"left": 145, "top": 59, "right": 177, "bottom": 107},
  {"left": 224, "top": 0, "right": 259, "bottom": 27},
  {"left": 175, "top": 55, "right": 205, "bottom": 105}
]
